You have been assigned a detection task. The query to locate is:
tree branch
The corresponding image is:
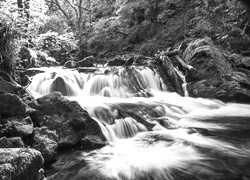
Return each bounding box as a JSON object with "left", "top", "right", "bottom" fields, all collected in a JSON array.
[
  {"left": 53, "top": 0, "right": 71, "bottom": 20},
  {"left": 174, "top": 55, "right": 194, "bottom": 71},
  {"left": 64, "top": 0, "right": 79, "bottom": 19}
]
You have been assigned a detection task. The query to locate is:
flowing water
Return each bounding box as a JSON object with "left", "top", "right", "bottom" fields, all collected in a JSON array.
[{"left": 28, "top": 67, "right": 250, "bottom": 180}]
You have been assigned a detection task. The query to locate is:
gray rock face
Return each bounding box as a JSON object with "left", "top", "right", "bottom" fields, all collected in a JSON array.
[
  {"left": 0, "top": 148, "right": 44, "bottom": 180},
  {"left": 32, "top": 92, "right": 106, "bottom": 147},
  {"left": 77, "top": 56, "right": 94, "bottom": 67},
  {"left": 107, "top": 57, "right": 126, "bottom": 66},
  {"left": 32, "top": 127, "right": 58, "bottom": 164},
  {"left": 0, "top": 116, "right": 33, "bottom": 137},
  {"left": 183, "top": 38, "right": 250, "bottom": 103},
  {"left": 0, "top": 137, "right": 25, "bottom": 148},
  {"left": 0, "top": 77, "right": 19, "bottom": 95},
  {"left": 0, "top": 94, "right": 26, "bottom": 118}
]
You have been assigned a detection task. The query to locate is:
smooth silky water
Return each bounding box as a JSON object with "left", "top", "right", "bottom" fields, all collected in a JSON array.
[{"left": 28, "top": 67, "right": 250, "bottom": 180}]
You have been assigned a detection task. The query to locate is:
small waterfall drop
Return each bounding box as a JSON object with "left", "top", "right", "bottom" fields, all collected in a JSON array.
[
  {"left": 28, "top": 67, "right": 162, "bottom": 98},
  {"left": 28, "top": 67, "right": 250, "bottom": 180},
  {"left": 174, "top": 67, "right": 189, "bottom": 96}
]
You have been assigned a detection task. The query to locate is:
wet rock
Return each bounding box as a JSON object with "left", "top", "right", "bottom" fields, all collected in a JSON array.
[
  {"left": 107, "top": 57, "right": 126, "bottom": 66},
  {"left": 0, "top": 148, "right": 44, "bottom": 180},
  {"left": 242, "top": 57, "right": 250, "bottom": 68},
  {"left": 77, "top": 56, "right": 94, "bottom": 67},
  {"left": 156, "top": 56, "right": 184, "bottom": 95},
  {"left": 63, "top": 60, "right": 78, "bottom": 68},
  {"left": 46, "top": 151, "right": 87, "bottom": 180},
  {"left": 64, "top": 56, "right": 94, "bottom": 68},
  {"left": 50, "top": 76, "right": 74, "bottom": 96},
  {"left": 0, "top": 137, "right": 25, "bottom": 148},
  {"left": 32, "top": 92, "right": 106, "bottom": 147},
  {"left": 183, "top": 38, "right": 250, "bottom": 103},
  {"left": 91, "top": 106, "right": 115, "bottom": 125},
  {"left": 0, "top": 93, "right": 26, "bottom": 118},
  {"left": 0, "top": 77, "right": 19, "bottom": 95},
  {"left": 32, "top": 127, "right": 58, "bottom": 164},
  {"left": 134, "top": 55, "right": 152, "bottom": 66},
  {"left": 81, "top": 135, "right": 107, "bottom": 149},
  {"left": 0, "top": 73, "right": 34, "bottom": 104},
  {"left": 0, "top": 116, "right": 33, "bottom": 137},
  {"left": 123, "top": 57, "right": 135, "bottom": 67}
]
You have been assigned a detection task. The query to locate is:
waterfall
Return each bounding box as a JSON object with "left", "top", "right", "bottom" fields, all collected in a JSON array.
[
  {"left": 28, "top": 67, "right": 250, "bottom": 180},
  {"left": 174, "top": 67, "right": 189, "bottom": 96},
  {"left": 28, "top": 67, "right": 162, "bottom": 98}
]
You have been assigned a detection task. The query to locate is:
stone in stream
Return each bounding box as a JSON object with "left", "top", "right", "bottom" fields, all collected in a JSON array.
[
  {"left": 31, "top": 92, "right": 106, "bottom": 148},
  {"left": 50, "top": 76, "right": 72, "bottom": 96},
  {"left": 77, "top": 55, "right": 94, "bottom": 67}
]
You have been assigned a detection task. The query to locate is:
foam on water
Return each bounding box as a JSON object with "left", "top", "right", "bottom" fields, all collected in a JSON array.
[{"left": 28, "top": 67, "right": 250, "bottom": 180}]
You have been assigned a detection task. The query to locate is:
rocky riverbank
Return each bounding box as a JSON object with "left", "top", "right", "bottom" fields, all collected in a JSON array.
[
  {"left": 1, "top": 37, "right": 250, "bottom": 179},
  {"left": 0, "top": 75, "right": 107, "bottom": 179}
]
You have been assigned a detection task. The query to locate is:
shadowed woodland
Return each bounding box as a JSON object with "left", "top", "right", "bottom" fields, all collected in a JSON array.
[{"left": 1, "top": 1, "right": 250, "bottom": 180}]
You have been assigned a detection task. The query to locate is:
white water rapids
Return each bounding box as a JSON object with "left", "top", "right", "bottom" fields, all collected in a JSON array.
[{"left": 28, "top": 67, "right": 250, "bottom": 180}]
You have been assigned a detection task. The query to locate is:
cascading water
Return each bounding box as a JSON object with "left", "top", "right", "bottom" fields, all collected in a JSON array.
[{"left": 28, "top": 67, "right": 250, "bottom": 180}]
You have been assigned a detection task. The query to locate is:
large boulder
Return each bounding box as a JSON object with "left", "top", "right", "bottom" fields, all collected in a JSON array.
[
  {"left": 0, "top": 94, "right": 26, "bottom": 118},
  {"left": 0, "top": 148, "right": 44, "bottom": 180},
  {"left": 31, "top": 92, "right": 106, "bottom": 147},
  {"left": 32, "top": 127, "right": 58, "bottom": 164},
  {"left": 0, "top": 116, "right": 33, "bottom": 137},
  {"left": 183, "top": 38, "right": 250, "bottom": 103},
  {"left": 50, "top": 76, "right": 76, "bottom": 96}
]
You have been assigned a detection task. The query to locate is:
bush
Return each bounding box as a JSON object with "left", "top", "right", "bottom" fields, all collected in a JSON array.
[
  {"left": 39, "top": 15, "right": 70, "bottom": 34},
  {"left": 35, "top": 31, "right": 78, "bottom": 62},
  {"left": 139, "top": 41, "right": 160, "bottom": 56}
]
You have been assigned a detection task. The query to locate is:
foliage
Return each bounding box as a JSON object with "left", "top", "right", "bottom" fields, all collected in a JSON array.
[
  {"left": 35, "top": 31, "right": 78, "bottom": 61},
  {"left": 0, "top": 0, "right": 48, "bottom": 44},
  {"left": 0, "top": 0, "right": 48, "bottom": 77},
  {"left": 39, "top": 15, "right": 70, "bottom": 34}
]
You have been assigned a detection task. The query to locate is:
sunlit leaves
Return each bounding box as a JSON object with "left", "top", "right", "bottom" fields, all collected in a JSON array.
[
  {"left": 35, "top": 31, "right": 78, "bottom": 53},
  {"left": 0, "top": 0, "right": 48, "bottom": 42}
]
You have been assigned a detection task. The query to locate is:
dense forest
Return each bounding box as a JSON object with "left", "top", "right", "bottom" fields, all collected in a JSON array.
[
  {"left": 1, "top": 1, "right": 250, "bottom": 180},
  {"left": 1, "top": 0, "right": 250, "bottom": 79}
]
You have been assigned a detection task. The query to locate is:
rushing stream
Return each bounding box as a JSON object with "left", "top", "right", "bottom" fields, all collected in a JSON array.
[{"left": 28, "top": 67, "right": 250, "bottom": 180}]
